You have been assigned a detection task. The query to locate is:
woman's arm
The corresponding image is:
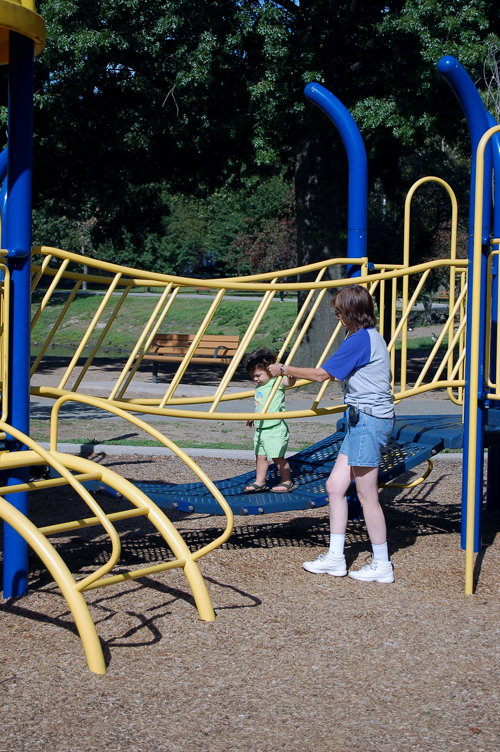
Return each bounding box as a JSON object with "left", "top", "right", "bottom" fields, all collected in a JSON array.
[{"left": 268, "top": 362, "right": 334, "bottom": 383}]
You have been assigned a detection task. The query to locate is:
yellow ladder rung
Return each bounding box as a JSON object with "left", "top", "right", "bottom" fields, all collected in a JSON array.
[
  {"left": 0, "top": 471, "right": 102, "bottom": 496},
  {"left": 39, "top": 505, "right": 149, "bottom": 535},
  {"left": 79, "top": 558, "right": 187, "bottom": 591}
]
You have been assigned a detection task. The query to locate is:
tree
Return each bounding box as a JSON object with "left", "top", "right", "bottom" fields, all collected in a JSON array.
[{"left": 4, "top": 1, "right": 498, "bottom": 355}]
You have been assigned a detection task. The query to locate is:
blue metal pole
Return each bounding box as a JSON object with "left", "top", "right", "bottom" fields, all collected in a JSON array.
[
  {"left": 0, "top": 146, "right": 7, "bottom": 248},
  {"left": 437, "top": 56, "right": 493, "bottom": 552},
  {"left": 486, "top": 112, "right": 500, "bottom": 511},
  {"left": 487, "top": 112, "right": 500, "bottom": 387},
  {"left": 304, "top": 83, "right": 367, "bottom": 275},
  {"left": 3, "top": 31, "right": 34, "bottom": 598},
  {"left": 0, "top": 146, "right": 8, "bottom": 184}
]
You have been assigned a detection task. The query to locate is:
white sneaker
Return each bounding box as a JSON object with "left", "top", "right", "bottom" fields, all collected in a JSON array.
[
  {"left": 348, "top": 557, "right": 394, "bottom": 583},
  {"left": 302, "top": 553, "right": 347, "bottom": 577}
]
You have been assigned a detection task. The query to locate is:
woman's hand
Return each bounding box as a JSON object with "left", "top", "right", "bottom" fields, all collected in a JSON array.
[{"left": 268, "top": 362, "right": 281, "bottom": 377}]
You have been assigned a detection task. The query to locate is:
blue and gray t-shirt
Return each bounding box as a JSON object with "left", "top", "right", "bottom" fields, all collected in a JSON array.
[{"left": 321, "top": 327, "right": 394, "bottom": 418}]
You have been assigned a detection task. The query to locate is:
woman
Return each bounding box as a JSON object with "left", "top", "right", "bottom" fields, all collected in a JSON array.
[{"left": 268, "top": 284, "right": 395, "bottom": 583}]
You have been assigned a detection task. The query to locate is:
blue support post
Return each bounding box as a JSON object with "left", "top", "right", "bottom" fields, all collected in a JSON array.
[
  {"left": 304, "top": 83, "right": 367, "bottom": 276},
  {"left": 0, "top": 146, "right": 7, "bottom": 246},
  {"left": 486, "top": 112, "right": 500, "bottom": 511},
  {"left": 3, "top": 31, "right": 34, "bottom": 598},
  {"left": 437, "top": 56, "right": 493, "bottom": 552}
]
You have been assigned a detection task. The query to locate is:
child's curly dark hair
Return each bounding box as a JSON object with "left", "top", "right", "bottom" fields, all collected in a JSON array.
[{"left": 244, "top": 347, "right": 277, "bottom": 375}]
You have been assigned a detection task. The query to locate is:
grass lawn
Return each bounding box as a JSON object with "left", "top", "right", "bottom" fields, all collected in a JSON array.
[{"left": 31, "top": 293, "right": 300, "bottom": 353}]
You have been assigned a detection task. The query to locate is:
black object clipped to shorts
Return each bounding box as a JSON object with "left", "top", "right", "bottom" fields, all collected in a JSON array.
[{"left": 348, "top": 405, "right": 359, "bottom": 426}]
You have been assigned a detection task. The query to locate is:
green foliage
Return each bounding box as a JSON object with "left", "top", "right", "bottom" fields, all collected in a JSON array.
[{"left": 10, "top": 0, "right": 498, "bottom": 284}]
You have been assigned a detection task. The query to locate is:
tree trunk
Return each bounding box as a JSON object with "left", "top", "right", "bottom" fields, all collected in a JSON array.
[{"left": 292, "top": 124, "right": 348, "bottom": 379}]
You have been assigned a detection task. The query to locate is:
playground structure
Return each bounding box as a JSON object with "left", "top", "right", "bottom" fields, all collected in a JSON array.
[{"left": 0, "top": 2, "right": 499, "bottom": 673}]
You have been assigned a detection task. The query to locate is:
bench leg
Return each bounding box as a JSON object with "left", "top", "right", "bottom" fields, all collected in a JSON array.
[{"left": 152, "top": 362, "right": 158, "bottom": 383}]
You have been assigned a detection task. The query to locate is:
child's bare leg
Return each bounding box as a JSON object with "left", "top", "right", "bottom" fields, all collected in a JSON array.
[
  {"left": 244, "top": 454, "right": 269, "bottom": 490},
  {"left": 272, "top": 456, "right": 292, "bottom": 490}
]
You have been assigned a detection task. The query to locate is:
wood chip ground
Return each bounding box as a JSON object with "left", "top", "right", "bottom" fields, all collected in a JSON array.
[{"left": 1, "top": 452, "right": 499, "bottom": 751}]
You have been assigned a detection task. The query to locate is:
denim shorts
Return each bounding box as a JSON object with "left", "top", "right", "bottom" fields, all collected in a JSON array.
[{"left": 339, "top": 411, "right": 395, "bottom": 467}]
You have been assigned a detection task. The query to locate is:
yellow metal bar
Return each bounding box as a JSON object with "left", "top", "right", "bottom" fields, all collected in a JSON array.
[
  {"left": 393, "top": 379, "right": 465, "bottom": 401},
  {"left": 80, "top": 558, "right": 187, "bottom": 591},
  {"left": 379, "top": 459, "right": 433, "bottom": 488},
  {"left": 161, "top": 288, "right": 226, "bottom": 406},
  {"left": 32, "top": 245, "right": 465, "bottom": 292},
  {"left": 262, "top": 281, "right": 329, "bottom": 415},
  {"left": 49, "top": 443, "right": 229, "bottom": 620},
  {"left": 30, "top": 279, "right": 83, "bottom": 378},
  {"left": 57, "top": 273, "right": 122, "bottom": 389},
  {"left": 0, "top": 495, "right": 105, "bottom": 674},
  {"left": 401, "top": 253, "right": 409, "bottom": 395},
  {"left": 379, "top": 272, "right": 386, "bottom": 336},
  {"left": 0, "top": 263, "right": 10, "bottom": 422},
  {"left": 390, "top": 276, "right": 397, "bottom": 387},
  {"left": 30, "top": 252, "right": 52, "bottom": 294},
  {"left": 0, "top": 471, "right": 101, "bottom": 496},
  {"left": 109, "top": 283, "right": 174, "bottom": 400},
  {"left": 0, "top": 421, "right": 123, "bottom": 591},
  {"left": 444, "top": 323, "right": 467, "bottom": 382},
  {"left": 459, "top": 271, "right": 466, "bottom": 404},
  {"left": 485, "top": 252, "right": 493, "bottom": 388},
  {"left": 415, "top": 286, "right": 467, "bottom": 389},
  {"left": 39, "top": 506, "right": 148, "bottom": 535},
  {"left": 49, "top": 394, "right": 234, "bottom": 562},
  {"left": 71, "top": 285, "right": 131, "bottom": 392},
  {"left": 276, "top": 267, "right": 327, "bottom": 361},
  {"left": 208, "top": 282, "right": 279, "bottom": 413},
  {"left": 30, "top": 258, "right": 70, "bottom": 331},
  {"left": 388, "top": 270, "right": 430, "bottom": 351},
  {"left": 34, "top": 382, "right": 352, "bottom": 422}
]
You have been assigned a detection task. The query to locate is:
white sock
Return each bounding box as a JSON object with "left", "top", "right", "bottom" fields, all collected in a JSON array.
[
  {"left": 329, "top": 533, "right": 345, "bottom": 558},
  {"left": 372, "top": 542, "right": 389, "bottom": 562}
]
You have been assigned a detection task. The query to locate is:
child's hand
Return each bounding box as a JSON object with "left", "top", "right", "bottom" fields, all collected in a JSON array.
[{"left": 246, "top": 419, "right": 254, "bottom": 427}]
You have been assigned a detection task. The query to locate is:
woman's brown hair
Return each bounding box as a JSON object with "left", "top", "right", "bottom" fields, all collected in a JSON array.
[{"left": 331, "top": 285, "right": 376, "bottom": 331}]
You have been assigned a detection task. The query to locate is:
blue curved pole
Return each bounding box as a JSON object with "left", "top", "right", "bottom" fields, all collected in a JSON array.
[
  {"left": 304, "top": 82, "right": 367, "bottom": 275},
  {"left": 437, "top": 56, "right": 493, "bottom": 553},
  {"left": 3, "top": 31, "right": 35, "bottom": 598}
]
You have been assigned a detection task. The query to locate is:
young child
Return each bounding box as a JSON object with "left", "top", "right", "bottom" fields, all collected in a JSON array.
[
  {"left": 268, "top": 285, "right": 395, "bottom": 582},
  {"left": 244, "top": 347, "right": 297, "bottom": 494}
]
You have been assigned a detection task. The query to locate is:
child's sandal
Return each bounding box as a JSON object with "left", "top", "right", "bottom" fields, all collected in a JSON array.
[
  {"left": 271, "top": 481, "right": 298, "bottom": 493},
  {"left": 244, "top": 482, "right": 269, "bottom": 493}
]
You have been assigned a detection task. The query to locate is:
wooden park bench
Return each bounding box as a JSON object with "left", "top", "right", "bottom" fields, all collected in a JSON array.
[{"left": 139, "top": 333, "right": 241, "bottom": 382}]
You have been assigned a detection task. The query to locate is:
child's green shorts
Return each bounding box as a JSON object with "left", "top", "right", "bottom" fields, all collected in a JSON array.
[{"left": 254, "top": 421, "right": 289, "bottom": 459}]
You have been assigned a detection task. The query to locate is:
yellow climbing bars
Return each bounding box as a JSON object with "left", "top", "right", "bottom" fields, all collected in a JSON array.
[{"left": 0, "top": 414, "right": 234, "bottom": 674}]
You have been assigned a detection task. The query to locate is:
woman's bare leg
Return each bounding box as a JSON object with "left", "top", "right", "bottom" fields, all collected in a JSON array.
[
  {"left": 352, "top": 466, "right": 387, "bottom": 545},
  {"left": 325, "top": 453, "right": 353, "bottom": 535}
]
